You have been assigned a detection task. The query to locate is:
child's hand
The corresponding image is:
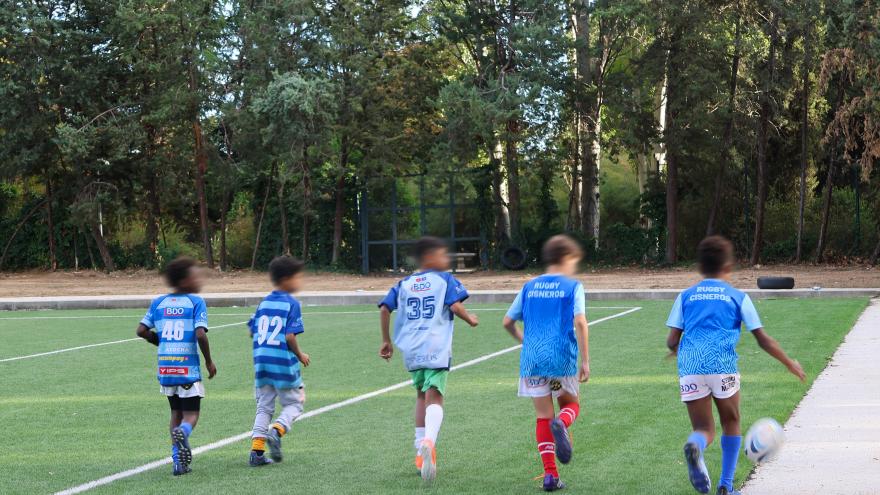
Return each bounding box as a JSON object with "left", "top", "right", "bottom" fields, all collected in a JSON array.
[
  {"left": 298, "top": 353, "right": 311, "bottom": 367},
  {"left": 206, "top": 361, "right": 217, "bottom": 379},
  {"left": 787, "top": 359, "right": 805, "bottom": 381},
  {"left": 467, "top": 313, "right": 479, "bottom": 327},
  {"left": 578, "top": 361, "right": 590, "bottom": 382},
  {"left": 379, "top": 341, "right": 394, "bottom": 361}
]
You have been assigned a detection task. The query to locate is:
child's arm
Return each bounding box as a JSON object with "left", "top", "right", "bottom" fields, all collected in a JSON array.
[
  {"left": 285, "top": 332, "right": 310, "bottom": 367},
  {"left": 666, "top": 328, "right": 683, "bottom": 358},
  {"left": 450, "top": 301, "right": 478, "bottom": 327},
  {"left": 502, "top": 316, "right": 524, "bottom": 343},
  {"left": 136, "top": 324, "right": 159, "bottom": 346},
  {"left": 752, "top": 329, "right": 805, "bottom": 381},
  {"left": 195, "top": 327, "right": 217, "bottom": 378},
  {"left": 575, "top": 314, "right": 590, "bottom": 382},
  {"left": 379, "top": 305, "right": 394, "bottom": 361}
]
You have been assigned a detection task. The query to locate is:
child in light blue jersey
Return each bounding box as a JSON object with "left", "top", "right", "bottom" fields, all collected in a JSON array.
[
  {"left": 135, "top": 257, "right": 217, "bottom": 476},
  {"left": 378, "top": 236, "right": 479, "bottom": 482},
  {"left": 666, "top": 236, "right": 804, "bottom": 495},
  {"left": 247, "top": 256, "right": 311, "bottom": 467},
  {"left": 503, "top": 235, "right": 590, "bottom": 492}
]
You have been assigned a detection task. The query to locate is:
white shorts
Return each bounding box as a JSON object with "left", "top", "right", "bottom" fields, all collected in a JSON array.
[
  {"left": 518, "top": 376, "right": 579, "bottom": 398},
  {"left": 161, "top": 381, "right": 205, "bottom": 398},
  {"left": 679, "top": 374, "right": 739, "bottom": 402}
]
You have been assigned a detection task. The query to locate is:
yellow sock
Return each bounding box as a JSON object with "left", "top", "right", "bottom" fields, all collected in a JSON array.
[
  {"left": 251, "top": 437, "right": 266, "bottom": 452},
  {"left": 272, "top": 423, "right": 286, "bottom": 437}
]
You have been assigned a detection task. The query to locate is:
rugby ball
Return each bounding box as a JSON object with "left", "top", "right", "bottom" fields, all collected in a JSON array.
[{"left": 744, "top": 418, "right": 785, "bottom": 463}]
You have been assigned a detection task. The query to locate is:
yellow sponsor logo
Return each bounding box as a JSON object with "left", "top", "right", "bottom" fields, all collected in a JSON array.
[{"left": 159, "top": 356, "right": 187, "bottom": 362}]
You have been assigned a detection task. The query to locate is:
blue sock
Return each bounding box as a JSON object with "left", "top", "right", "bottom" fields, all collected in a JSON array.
[
  {"left": 171, "top": 444, "right": 180, "bottom": 464},
  {"left": 179, "top": 422, "right": 193, "bottom": 438},
  {"left": 687, "top": 431, "right": 708, "bottom": 452},
  {"left": 719, "top": 435, "right": 742, "bottom": 490}
]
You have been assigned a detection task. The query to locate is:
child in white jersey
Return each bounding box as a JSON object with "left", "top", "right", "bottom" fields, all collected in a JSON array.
[{"left": 378, "top": 236, "right": 479, "bottom": 482}]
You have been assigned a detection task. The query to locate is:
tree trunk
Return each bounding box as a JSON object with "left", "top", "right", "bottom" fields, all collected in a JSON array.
[
  {"left": 567, "top": 112, "right": 582, "bottom": 231},
  {"left": 580, "top": 117, "right": 601, "bottom": 242},
  {"left": 0, "top": 199, "right": 47, "bottom": 270},
  {"left": 505, "top": 119, "right": 521, "bottom": 241},
  {"left": 331, "top": 135, "right": 348, "bottom": 264},
  {"left": 278, "top": 174, "right": 290, "bottom": 256},
  {"left": 301, "top": 145, "right": 312, "bottom": 261},
  {"left": 491, "top": 141, "right": 511, "bottom": 245},
  {"left": 795, "top": 25, "right": 811, "bottom": 262},
  {"left": 89, "top": 219, "right": 115, "bottom": 272},
  {"left": 193, "top": 120, "right": 214, "bottom": 267},
  {"left": 750, "top": 12, "right": 778, "bottom": 266},
  {"left": 146, "top": 172, "right": 161, "bottom": 254},
  {"left": 664, "top": 29, "right": 683, "bottom": 264},
  {"left": 46, "top": 177, "right": 57, "bottom": 271},
  {"left": 219, "top": 190, "right": 230, "bottom": 271},
  {"left": 251, "top": 163, "right": 275, "bottom": 270},
  {"left": 815, "top": 155, "right": 836, "bottom": 262},
  {"left": 707, "top": 10, "right": 741, "bottom": 236},
  {"left": 573, "top": 0, "right": 601, "bottom": 243}
]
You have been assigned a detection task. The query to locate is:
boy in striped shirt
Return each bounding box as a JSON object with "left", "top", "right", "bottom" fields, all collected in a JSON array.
[{"left": 247, "top": 256, "right": 311, "bottom": 466}]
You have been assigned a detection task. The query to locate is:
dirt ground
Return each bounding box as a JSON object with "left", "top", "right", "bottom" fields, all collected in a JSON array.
[{"left": 0, "top": 264, "right": 876, "bottom": 297}]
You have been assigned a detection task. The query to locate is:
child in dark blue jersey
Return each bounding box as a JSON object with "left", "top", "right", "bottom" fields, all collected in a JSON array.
[
  {"left": 247, "top": 256, "right": 311, "bottom": 467},
  {"left": 135, "top": 257, "right": 217, "bottom": 476},
  {"left": 503, "top": 235, "right": 590, "bottom": 492},
  {"left": 666, "top": 236, "right": 804, "bottom": 495}
]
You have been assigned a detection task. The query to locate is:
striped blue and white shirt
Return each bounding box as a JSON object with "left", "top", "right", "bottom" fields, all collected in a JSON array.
[
  {"left": 141, "top": 294, "right": 208, "bottom": 386},
  {"left": 249, "top": 291, "right": 304, "bottom": 389}
]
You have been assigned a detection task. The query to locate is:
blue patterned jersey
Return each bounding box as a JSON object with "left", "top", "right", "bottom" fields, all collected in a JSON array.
[
  {"left": 506, "top": 274, "right": 586, "bottom": 377},
  {"left": 141, "top": 294, "right": 208, "bottom": 386},
  {"left": 378, "top": 270, "right": 469, "bottom": 371},
  {"left": 249, "top": 291, "right": 304, "bottom": 389},
  {"left": 666, "top": 279, "right": 763, "bottom": 377}
]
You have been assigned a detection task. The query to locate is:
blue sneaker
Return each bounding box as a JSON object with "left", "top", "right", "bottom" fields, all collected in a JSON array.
[
  {"left": 171, "top": 427, "right": 192, "bottom": 469},
  {"left": 550, "top": 418, "right": 572, "bottom": 464},
  {"left": 172, "top": 462, "right": 191, "bottom": 476},
  {"left": 266, "top": 428, "right": 283, "bottom": 462},
  {"left": 684, "top": 442, "right": 711, "bottom": 494},
  {"left": 542, "top": 474, "right": 565, "bottom": 492},
  {"left": 249, "top": 451, "right": 274, "bottom": 467},
  {"left": 716, "top": 487, "right": 741, "bottom": 495}
]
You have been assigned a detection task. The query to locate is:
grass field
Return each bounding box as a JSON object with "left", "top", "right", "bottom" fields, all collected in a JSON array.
[{"left": 0, "top": 298, "right": 868, "bottom": 495}]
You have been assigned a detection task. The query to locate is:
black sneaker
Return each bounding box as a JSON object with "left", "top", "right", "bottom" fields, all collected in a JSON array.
[
  {"left": 550, "top": 418, "right": 573, "bottom": 464},
  {"left": 171, "top": 427, "right": 192, "bottom": 469},
  {"left": 542, "top": 473, "right": 565, "bottom": 492},
  {"left": 684, "top": 442, "right": 711, "bottom": 494},
  {"left": 716, "top": 487, "right": 741, "bottom": 495}
]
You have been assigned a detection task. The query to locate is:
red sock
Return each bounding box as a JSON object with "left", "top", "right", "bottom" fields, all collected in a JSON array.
[
  {"left": 559, "top": 402, "right": 580, "bottom": 428},
  {"left": 536, "top": 418, "right": 558, "bottom": 477}
]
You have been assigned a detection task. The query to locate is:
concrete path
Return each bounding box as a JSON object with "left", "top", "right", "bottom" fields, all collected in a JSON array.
[{"left": 743, "top": 299, "right": 880, "bottom": 495}]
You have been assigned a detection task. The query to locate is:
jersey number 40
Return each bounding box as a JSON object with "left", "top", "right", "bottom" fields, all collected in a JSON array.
[{"left": 406, "top": 296, "right": 435, "bottom": 320}]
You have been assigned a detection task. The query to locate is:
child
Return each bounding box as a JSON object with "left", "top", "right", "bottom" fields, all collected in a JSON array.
[
  {"left": 248, "top": 256, "right": 311, "bottom": 467},
  {"left": 378, "top": 236, "right": 479, "bottom": 482},
  {"left": 502, "top": 235, "right": 590, "bottom": 492},
  {"left": 135, "top": 257, "right": 217, "bottom": 476},
  {"left": 666, "top": 236, "right": 805, "bottom": 495}
]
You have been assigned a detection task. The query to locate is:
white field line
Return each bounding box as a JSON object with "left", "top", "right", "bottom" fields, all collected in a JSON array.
[
  {"left": 53, "top": 306, "right": 641, "bottom": 495},
  {"left": 0, "top": 321, "right": 248, "bottom": 364},
  {"left": 0, "top": 307, "right": 637, "bottom": 321},
  {"left": 0, "top": 308, "right": 638, "bottom": 363}
]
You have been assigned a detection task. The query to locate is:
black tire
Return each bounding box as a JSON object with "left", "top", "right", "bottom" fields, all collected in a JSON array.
[
  {"left": 500, "top": 246, "right": 528, "bottom": 270},
  {"left": 757, "top": 276, "right": 795, "bottom": 290}
]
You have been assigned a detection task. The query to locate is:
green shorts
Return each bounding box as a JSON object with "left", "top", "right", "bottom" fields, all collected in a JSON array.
[{"left": 410, "top": 369, "right": 448, "bottom": 396}]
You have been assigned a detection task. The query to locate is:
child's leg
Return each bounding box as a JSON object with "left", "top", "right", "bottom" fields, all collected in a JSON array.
[
  {"left": 252, "top": 385, "right": 277, "bottom": 454},
  {"left": 714, "top": 393, "right": 742, "bottom": 492},
  {"left": 555, "top": 390, "right": 580, "bottom": 427},
  {"left": 169, "top": 408, "right": 183, "bottom": 465},
  {"left": 533, "top": 395, "right": 558, "bottom": 477},
  {"left": 684, "top": 395, "right": 715, "bottom": 494},
  {"left": 273, "top": 386, "right": 305, "bottom": 437},
  {"left": 414, "top": 389, "right": 426, "bottom": 454},
  {"left": 423, "top": 387, "right": 444, "bottom": 446}
]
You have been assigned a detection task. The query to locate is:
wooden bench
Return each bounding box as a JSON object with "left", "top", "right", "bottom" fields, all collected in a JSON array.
[{"left": 449, "top": 252, "right": 476, "bottom": 271}]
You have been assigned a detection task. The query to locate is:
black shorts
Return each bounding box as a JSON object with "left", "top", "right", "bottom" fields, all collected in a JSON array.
[{"left": 167, "top": 394, "right": 201, "bottom": 412}]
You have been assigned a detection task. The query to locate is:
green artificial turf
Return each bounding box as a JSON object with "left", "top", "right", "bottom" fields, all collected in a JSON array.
[{"left": 0, "top": 298, "right": 868, "bottom": 495}]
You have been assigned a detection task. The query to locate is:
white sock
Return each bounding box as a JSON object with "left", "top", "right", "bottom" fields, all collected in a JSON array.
[
  {"left": 424, "top": 405, "right": 444, "bottom": 445},
  {"left": 414, "top": 427, "right": 425, "bottom": 452}
]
